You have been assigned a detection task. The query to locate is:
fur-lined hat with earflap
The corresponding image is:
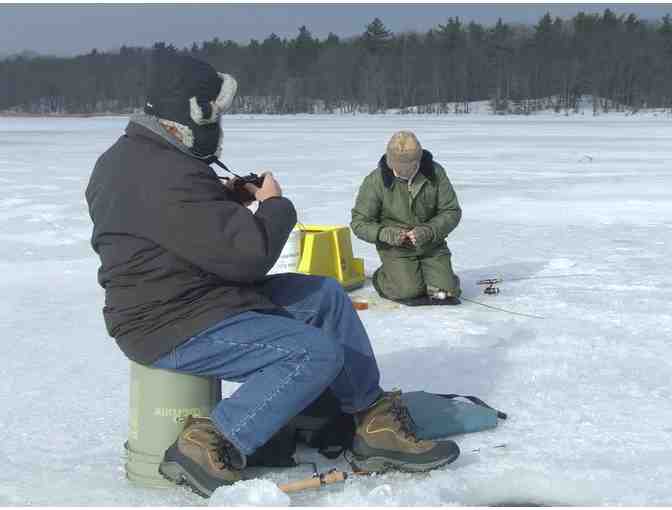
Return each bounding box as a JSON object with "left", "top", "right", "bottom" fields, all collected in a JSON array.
[{"left": 144, "top": 52, "right": 237, "bottom": 162}]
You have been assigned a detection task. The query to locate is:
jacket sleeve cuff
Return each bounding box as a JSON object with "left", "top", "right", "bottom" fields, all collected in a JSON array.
[
  {"left": 256, "top": 197, "right": 298, "bottom": 231},
  {"left": 376, "top": 225, "right": 387, "bottom": 242}
]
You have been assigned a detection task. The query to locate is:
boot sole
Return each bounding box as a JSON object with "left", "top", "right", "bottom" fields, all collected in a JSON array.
[
  {"left": 158, "top": 443, "right": 239, "bottom": 499},
  {"left": 159, "top": 460, "right": 213, "bottom": 498},
  {"left": 349, "top": 448, "right": 460, "bottom": 474}
]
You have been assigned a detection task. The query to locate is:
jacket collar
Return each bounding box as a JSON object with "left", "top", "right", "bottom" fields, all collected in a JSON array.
[
  {"left": 125, "top": 114, "right": 198, "bottom": 159},
  {"left": 126, "top": 118, "right": 173, "bottom": 148},
  {"left": 379, "top": 149, "right": 435, "bottom": 188}
]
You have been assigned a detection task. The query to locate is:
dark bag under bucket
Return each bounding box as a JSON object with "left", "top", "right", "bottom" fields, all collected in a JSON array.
[{"left": 401, "top": 391, "right": 507, "bottom": 440}]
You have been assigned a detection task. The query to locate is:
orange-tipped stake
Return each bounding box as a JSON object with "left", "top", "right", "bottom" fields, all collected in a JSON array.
[{"left": 352, "top": 301, "right": 369, "bottom": 311}]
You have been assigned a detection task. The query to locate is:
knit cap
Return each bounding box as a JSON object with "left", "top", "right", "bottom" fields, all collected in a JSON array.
[{"left": 386, "top": 131, "right": 422, "bottom": 178}]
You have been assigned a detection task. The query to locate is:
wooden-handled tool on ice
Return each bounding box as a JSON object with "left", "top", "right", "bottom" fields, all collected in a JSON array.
[
  {"left": 278, "top": 469, "right": 348, "bottom": 493},
  {"left": 277, "top": 444, "right": 507, "bottom": 494}
]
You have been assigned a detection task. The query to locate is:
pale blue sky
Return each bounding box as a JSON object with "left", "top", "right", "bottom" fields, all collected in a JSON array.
[{"left": 1, "top": 3, "right": 670, "bottom": 57}]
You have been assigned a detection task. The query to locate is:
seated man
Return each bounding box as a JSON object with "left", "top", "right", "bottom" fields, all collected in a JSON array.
[
  {"left": 85, "top": 54, "right": 458, "bottom": 498},
  {"left": 351, "top": 131, "right": 463, "bottom": 306}
]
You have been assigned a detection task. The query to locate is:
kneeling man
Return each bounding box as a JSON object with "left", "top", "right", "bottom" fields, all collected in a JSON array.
[{"left": 351, "top": 131, "right": 462, "bottom": 306}]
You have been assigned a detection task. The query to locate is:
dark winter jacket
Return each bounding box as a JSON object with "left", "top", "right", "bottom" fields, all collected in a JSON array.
[{"left": 85, "top": 120, "right": 297, "bottom": 364}]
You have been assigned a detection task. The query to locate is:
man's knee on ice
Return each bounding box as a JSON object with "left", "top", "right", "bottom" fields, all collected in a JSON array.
[
  {"left": 392, "top": 284, "right": 427, "bottom": 301},
  {"left": 375, "top": 269, "right": 426, "bottom": 300}
]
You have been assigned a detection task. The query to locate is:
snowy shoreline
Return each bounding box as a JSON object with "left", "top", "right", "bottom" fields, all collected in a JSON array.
[
  {"left": 3, "top": 96, "right": 672, "bottom": 119},
  {"left": 2, "top": 110, "right": 671, "bottom": 119}
]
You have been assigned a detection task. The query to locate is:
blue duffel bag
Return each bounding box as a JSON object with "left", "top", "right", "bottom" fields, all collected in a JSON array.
[
  {"left": 401, "top": 391, "right": 507, "bottom": 440},
  {"left": 285, "top": 390, "right": 507, "bottom": 463}
]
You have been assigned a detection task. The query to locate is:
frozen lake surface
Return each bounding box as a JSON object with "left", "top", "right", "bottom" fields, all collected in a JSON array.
[{"left": 1, "top": 113, "right": 671, "bottom": 505}]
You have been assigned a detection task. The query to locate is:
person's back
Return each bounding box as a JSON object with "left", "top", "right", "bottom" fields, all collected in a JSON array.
[{"left": 88, "top": 118, "right": 296, "bottom": 364}]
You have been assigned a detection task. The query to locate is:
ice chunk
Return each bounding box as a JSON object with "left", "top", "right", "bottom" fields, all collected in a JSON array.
[{"left": 209, "top": 479, "right": 290, "bottom": 507}]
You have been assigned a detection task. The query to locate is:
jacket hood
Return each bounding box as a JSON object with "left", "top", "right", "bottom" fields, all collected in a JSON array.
[{"left": 378, "top": 149, "right": 435, "bottom": 188}]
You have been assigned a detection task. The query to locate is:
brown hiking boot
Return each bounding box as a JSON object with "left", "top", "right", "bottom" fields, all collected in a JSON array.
[
  {"left": 159, "top": 416, "right": 245, "bottom": 498},
  {"left": 349, "top": 391, "right": 460, "bottom": 473}
]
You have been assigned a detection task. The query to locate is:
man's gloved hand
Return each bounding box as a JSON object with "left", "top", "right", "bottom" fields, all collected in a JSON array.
[
  {"left": 248, "top": 172, "right": 282, "bottom": 202},
  {"left": 223, "top": 172, "right": 282, "bottom": 206},
  {"left": 378, "top": 226, "right": 411, "bottom": 247},
  {"left": 407, "top": 226, "right": 434, "bottom": 247}
]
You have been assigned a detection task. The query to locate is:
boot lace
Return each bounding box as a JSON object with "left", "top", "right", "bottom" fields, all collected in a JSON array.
[
  {"left": 208, "top": 438, "right": 236, "bottom": 471},
  {"left": 390, "top": 397, "right": 419, "bottom": 442}
]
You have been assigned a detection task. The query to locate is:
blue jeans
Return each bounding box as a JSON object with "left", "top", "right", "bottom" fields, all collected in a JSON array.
[{"left": 153, "top": 274, "right": 382, "bottom": 456}]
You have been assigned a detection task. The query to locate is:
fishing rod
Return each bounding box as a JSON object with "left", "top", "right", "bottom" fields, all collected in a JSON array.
[
  {"left": 278, "top": 466, "right": 350, "bottom": 494},
  {"left": 468, "top": 272, "right": 599, "bottom": 318},
  {"left": 477, "top": 273, "right": 596, "bottom": 295},
  {"left": 461, "top": 297, "right": 546, "bottom": 320}
]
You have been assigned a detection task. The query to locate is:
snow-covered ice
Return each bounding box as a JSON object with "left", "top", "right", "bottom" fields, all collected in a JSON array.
[{"left": 1, "top": 113, "right": 671, "bottom": 505}]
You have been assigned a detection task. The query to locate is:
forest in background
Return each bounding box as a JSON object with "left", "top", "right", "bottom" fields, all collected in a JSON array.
[{"left": 2, "top": 9, "right": 672, "bottom": 115}]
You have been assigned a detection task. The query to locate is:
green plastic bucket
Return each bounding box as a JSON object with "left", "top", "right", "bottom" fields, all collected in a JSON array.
[{"left": 125, "top": 361, "right": 221, "bottom": 487}]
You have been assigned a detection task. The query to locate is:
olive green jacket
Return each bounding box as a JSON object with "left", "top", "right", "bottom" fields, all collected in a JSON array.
[{"left": 351, "top": 150, "right": 461, "bottom": 259}]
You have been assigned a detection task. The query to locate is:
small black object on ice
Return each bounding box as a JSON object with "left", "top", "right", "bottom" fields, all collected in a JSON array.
[{"left": 477, "top": 278, "right": 501, "bottom": 295}]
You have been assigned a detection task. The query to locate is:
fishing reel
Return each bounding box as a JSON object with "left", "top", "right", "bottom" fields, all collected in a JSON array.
[{"left": 477, "top": 278, "right": 501, "bottom": 295}]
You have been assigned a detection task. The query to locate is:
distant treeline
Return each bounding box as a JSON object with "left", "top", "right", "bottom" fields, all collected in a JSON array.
[{"left": 2, "top": 9, "right": 672, "bottom": 115}]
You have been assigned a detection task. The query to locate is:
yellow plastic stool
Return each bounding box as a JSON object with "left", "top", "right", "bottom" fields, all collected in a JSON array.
[
  {"left": 124, "top": 361, "right": 221, "bottom": 488},
  {"left": 296, "top": 225, "right": 365, "bottom": 291}
]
